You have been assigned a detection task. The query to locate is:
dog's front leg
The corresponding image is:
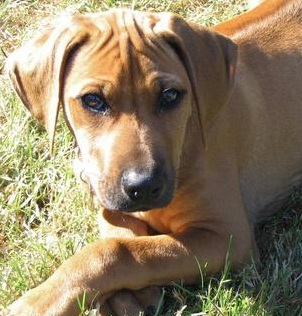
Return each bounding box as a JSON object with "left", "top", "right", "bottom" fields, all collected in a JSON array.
[
  {"left": 97, "top": 209, "right": 162, "bottom": 316},
  {"left": 6, "top": 223, "right": 254, "bottom": 316}
]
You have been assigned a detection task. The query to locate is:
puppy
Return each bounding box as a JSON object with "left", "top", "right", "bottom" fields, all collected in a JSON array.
[{"left": 5, "top": 0, "right": 302, "bottom": 314}]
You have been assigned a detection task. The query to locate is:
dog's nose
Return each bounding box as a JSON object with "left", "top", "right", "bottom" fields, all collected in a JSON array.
[{"left": 121, "top": 168, "right": 165, "bottom": 206}]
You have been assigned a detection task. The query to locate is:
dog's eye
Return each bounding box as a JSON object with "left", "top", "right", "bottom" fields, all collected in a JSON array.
[
  {"left": 159, "top": 88, "right": 184, "bottom": 112},
  {"left": 81, "top": 93, "right": 109, "bottom": 114}
]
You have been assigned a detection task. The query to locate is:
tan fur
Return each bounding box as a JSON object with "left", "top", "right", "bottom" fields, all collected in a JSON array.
[{"left": 5, "top": 1, "right": 302, "bottom": 315}]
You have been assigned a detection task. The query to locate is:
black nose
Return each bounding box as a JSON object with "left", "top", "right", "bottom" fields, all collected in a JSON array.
[{"left": 121, "top": 168, "right": 165, "bottom": 207}]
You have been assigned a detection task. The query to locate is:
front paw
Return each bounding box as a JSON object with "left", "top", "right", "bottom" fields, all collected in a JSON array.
[
  {"left": 99, "top": 286, "right": 163, "bottom": 316},
  {"left": 5, "top": 288, "right": 49, "bottom": 316},
  {"left": 5, "top": 282, "right": 80, "bottom": 316}
]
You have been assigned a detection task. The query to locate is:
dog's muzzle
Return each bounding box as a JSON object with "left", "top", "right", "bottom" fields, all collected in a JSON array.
[{"left": 80, "top": 161, "right": 174, "bottom": 212}]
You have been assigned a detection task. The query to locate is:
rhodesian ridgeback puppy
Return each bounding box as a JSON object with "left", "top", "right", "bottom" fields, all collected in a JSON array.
[{"left": 5, "top": 0, "right": 302, "bottom": 314}]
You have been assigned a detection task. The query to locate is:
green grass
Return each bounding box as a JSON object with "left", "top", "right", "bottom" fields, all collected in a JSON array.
[{"left": 1, "top": 0, "right": 302, "bottom": 315}]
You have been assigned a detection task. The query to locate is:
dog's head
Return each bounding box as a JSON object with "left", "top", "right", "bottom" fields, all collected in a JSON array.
[{"left": 7, "top": 9, "right": 237, "bottom": 212}]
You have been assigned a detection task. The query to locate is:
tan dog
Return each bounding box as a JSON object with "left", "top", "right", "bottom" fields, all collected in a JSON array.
[{"left": 5, "top": 0, "right": 302, "bottom": 314}]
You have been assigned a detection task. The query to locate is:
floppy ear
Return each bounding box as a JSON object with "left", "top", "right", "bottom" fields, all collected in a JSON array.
[
  {"left": 6, "top": 17, "right": 90, "bottom": 153},
  {"left": 154, "top": 14, "right": 237, "bottom": 146}
]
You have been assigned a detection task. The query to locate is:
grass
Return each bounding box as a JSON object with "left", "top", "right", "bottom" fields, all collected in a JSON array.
[{"left": 1, "top": 0, "right": 302, "bottom": 315}]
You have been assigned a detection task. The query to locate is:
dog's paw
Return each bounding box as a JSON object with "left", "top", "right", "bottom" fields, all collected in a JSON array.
[
  {"left": 99, "top": 286, "right": 163, "bottom": 316},
  {"left": 4, "top": 286, "right": 64, "bottom": 316},
  {"left": 4, "top": 282, "right": 79, "bottom": 316},
  {"left": 5, "top": 295, "right": 42, "bottom": 316}
]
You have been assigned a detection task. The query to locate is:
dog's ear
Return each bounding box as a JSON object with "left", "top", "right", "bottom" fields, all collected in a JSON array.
[
  {"left": 6, "top": 18, "right": 90, "bottom": 153},
  {"left": 154, "top": 14, "right": 237, "bottom": 146}
]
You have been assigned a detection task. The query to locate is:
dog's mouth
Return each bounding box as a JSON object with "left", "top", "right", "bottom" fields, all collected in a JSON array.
[
  {"left": 103, "top": 192, "right": 173, "bottom": 213},
  {"left": 82, "top": 167, "right": 175, "bottom": 212}
]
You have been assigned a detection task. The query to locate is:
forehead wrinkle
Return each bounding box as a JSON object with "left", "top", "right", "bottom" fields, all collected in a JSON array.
[
  {"left": 119, "top": 11, "right": 183, "bottom": 89},
  {"left": 127, "top": 12, "right": 178, "bottom": 66},
  {"left": 120, "top": 10, "right": 168, "bottom": 61},
  {"left": 115, "top": 10, "right": 158, "bottom": 78},
  {"left": 83, "top": 17, "right": 116, "bottom": 59},
  {"left": 123, "top": 11, "right": 153, "bottom": 53},
  {"left": 116, "top": 18, "right": 143, "bottom": 113}
]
